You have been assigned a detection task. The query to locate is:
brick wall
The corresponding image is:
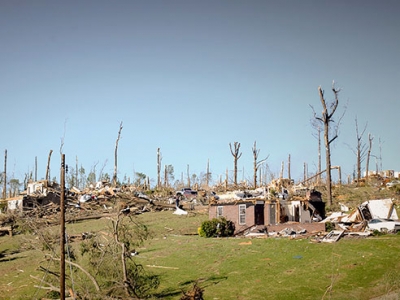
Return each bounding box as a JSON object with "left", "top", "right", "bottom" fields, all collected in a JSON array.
[{"left": 209, "top": 202, "right": 256, "bottom": 233}]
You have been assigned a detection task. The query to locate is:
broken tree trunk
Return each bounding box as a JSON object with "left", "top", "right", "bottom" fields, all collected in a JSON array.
[
  {"left": 365, "top": 133, "right": 373, "bottom": 182},
  {"left": 46, "top": 150, "right": 53, "bottom": 182},
  {"left": 157, "top": 148, "right": 162, "bottom": 188},
  {"left": 314, "top": 83, "right": 342, "bottom": 207},
  {"left": 113, "top": 122, "right": 123, "bottom": 187},
  {"left": 229, "top": 142, "right": 242, "bottom": 187}
]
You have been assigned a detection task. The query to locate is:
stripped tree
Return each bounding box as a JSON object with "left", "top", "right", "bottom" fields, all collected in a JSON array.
[
  {"left": 252, "top": 141, "right": 268, "bottom": 188},
  {"left": 205, "top": 159, "right": 212, "bottom": 188},
  {"left": 45, "top": 150, "right": 53, "bottom": 182},
  {"left": 365, "top": 133, "right": 374, "bottom": 182},
  {"left": 113, "top": 122, "right": 123, "bottom": 186},
  {"left": 354, "top": 117, "right": 368, "bottom": 185},
  {"left": 311, "top": 82, "right": 345, "bottom": 207},
  {"left": 229, "top": 142, "right": 242, "bottom": 187},
  {"left": 164, "top": 164, "right": 174, "bottom": 187},
  {"left": 157, "top": 148, "right": 162, "bottom": 188},
  {"left": 310, "top": 120, "right": 323, "bottom": 185}
]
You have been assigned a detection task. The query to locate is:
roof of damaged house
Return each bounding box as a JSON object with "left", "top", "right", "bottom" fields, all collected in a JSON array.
[
  {"left": 209, "top": 189, "right": 272, "bottom": 205},
  {"left": 210, "top": 187, "right": 322, "bottom": 205}
]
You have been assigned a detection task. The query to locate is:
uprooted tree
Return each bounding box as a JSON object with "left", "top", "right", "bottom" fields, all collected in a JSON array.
[{"left": 311, "top": 82, "right": 345, "bottom": 207}]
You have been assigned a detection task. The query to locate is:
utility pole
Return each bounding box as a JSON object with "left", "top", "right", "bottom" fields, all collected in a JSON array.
[{"left": 60, "top": 154, "right": 66, "bottom": 300}]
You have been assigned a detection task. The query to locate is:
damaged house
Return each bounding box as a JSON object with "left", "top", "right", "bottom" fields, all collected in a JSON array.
[
  {"left": 6, "top": 180, "right": 61, "bottom": 212},
  {"left": 209, "top": 189, "right": 326, "bottom": 234}
]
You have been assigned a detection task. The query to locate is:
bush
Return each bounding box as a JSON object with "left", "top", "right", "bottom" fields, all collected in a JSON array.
[
  {"left": 325, "top": 222, "right": 335, "bottom": 232},
  {"left": 199, "top": 217, "right": 235, "bottom": 238}
]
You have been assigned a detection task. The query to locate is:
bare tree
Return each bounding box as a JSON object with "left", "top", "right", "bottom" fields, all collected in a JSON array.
[
  {"left": 113, "top": 122, "right": 123, "bottom": 186},
  {"left": 345, "top": 117, "right": 368, "bottom": 185},
  {"left": 354, "top": 117, "right": 368, "bottom": 184},
  {"left": 279, "top": 161, "right": 284, "bottom": 179},
  {"left": 164, "top": 164, "right": 174, "bottom": 187},
  {"left": 310, "top": 120, "right": 323, "bottom": 184},
  {"left": 87, "top": 161, "right": 99, "bottom": 186},
  {"left": 229, "top": 142, "right": 242, "bottom": 187},
  {"left": 365, "top": 133, "right": 374, "bottom": 182},
  {"left": 157, "top": 148, "right": 162, "bottom": 188},
  {"left": 205, "top": 159, "right": 212, "bottom": 188},
  {"left": 98, "top": 159, "right": 108, "bottom": 183},
  {"left": 76, "top": 156, "right": 79, "bottom": 188},
  {"left": 45, "top": 150, "right": 53, "bottom": 182},
  {"left": 311, "top": 82, "right": 344, "bottom": 206},
  {"left": 163, "top": 165, "right": 167, "bottom": 187},
  {"left": 252, "top": 141, "right": 268, "bottom": 188}
]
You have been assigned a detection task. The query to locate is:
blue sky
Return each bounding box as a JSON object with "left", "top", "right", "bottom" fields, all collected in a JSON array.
[{"left": 1, "top": 1, "right": 399, "bottom": 187}]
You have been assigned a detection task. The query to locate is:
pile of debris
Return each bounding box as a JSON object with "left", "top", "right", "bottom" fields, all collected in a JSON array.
[{"left": 2, "top": 180, "right": 180, "bottom": 227}]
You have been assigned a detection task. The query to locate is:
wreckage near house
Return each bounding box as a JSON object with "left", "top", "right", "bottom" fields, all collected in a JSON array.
[
  {"left": 208, "top": 187, "right": 326, "bottom": 235},
  {"left": 5, "top": 180, "right": 61, "bottom": 212},
  {"left": 1, "top": 180, "right": 178, "bottom": 222},
  {"left": 322, "top": 198, "right": 398, "bottom": 231}
]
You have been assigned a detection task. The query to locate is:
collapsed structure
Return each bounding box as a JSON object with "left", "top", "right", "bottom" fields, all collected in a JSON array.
[
  {"left": 208, "top": 185, "right": 326, "bottom": 235},
  {"left": 208, "top": 183, "right": 399, "bottom": 240}
]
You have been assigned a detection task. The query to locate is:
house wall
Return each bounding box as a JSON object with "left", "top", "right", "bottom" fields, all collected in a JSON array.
[
  {"left": 264, "top": 202, "right": 277, "bottom": 225},
  {"left": 209, "top": 199, "right": 323, "bottom": 234},
  {"left": 209, "top": 203, "right": 256, "bottom": 233}
]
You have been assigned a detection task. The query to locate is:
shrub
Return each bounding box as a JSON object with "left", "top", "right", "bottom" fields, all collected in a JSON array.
[
  {"left": 325, "top": 222, "right": 335, "bottom": 232},
  {"left": 199, "top": 217, "right": 235, "bottom": 238}
]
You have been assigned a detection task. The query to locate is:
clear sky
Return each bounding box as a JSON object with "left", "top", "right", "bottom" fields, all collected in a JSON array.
[{"left": 1, "top": 0, "right": 399, "bottom": 187}]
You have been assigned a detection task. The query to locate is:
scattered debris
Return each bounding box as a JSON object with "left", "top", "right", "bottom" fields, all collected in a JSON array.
[
  {"left": 180, "top": 282, "right": 204, "bottom": 300},
  {"left": 239, "top": 241, "right": 252, "bottom": 245},
  {"left": 321, "top": 230, "right": 345, "bottom": 243},
  {"left": 173, "top": 207, "right": 188, "bottom": 215}
]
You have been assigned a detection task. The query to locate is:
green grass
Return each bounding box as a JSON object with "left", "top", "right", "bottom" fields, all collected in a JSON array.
[{"left": 1, "top": 208, "right": 400, "bottom": 299}]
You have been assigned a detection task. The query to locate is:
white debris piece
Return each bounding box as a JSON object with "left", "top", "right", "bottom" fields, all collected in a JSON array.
[{"left": 173, "top": 207, "right": 188, "bottom": 215}]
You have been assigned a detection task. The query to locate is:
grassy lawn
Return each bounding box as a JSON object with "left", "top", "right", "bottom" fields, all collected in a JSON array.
[{"left": 0, "top": 208, "right": 400, "bottom": 299}]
